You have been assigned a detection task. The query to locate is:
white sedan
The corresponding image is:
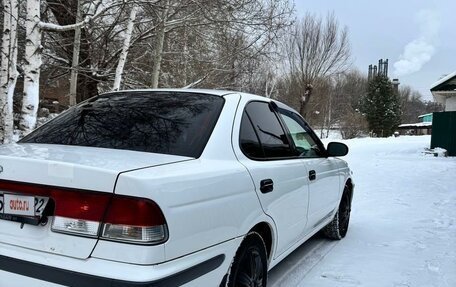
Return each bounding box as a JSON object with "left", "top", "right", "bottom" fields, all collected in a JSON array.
[{"left": 0, "top": 89, "right": 353, "bottom": 287}]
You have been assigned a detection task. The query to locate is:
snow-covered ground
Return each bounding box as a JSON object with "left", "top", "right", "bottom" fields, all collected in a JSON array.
[{"left": 269, "top": 135, "right": 456, "bottom": 287}]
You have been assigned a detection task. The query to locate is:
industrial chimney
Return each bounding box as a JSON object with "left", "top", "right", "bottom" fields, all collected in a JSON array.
[
  {"left": 368, "top": 58, "right": 391, "bottom": 81},
  {"left": 392, "top": 78, "right": 400, "bottom": 94}
]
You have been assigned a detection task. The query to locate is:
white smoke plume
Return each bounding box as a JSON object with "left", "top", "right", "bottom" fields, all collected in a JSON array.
[{"left": 393, "top": 10, "right": 440, "bottom": 77}]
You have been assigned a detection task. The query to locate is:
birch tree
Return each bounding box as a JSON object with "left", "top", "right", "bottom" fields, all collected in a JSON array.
[
  {"left": 19, "top": 0, "right": 42, "bottom": 136},
  {"left": 68, "top": 0, "right": 83, "bottom": 106},
  {"left": 18, "top": 0, "right": 117, "bottom": 135},
  {"left": 150, "top": 0, "right": 169, "bottom": 88},
  {"left": 113, "top": 5, "right": 139, "bottom": 91},
  {"left": 43, "top": 0, "right": 138, "bottom": 101},
  {"left": 0, "top": 0, "right": 19, "bottom": 143}
]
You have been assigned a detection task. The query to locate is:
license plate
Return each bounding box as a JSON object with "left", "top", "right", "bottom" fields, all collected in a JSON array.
[{"left": 0, "top": 194, "right": 49, "bottom": 217}]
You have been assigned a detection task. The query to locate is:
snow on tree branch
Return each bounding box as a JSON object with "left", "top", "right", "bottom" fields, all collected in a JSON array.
[{"left": 38, "top": 0, "right": 122, "bottom": 32}]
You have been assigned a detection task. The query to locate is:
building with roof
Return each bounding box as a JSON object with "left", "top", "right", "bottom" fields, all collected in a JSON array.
[
  {"left": 429, "top": 72, "right": 456, "bottom": 156},
  {"left": 431, "top": 71, "right": 456, "bottom": 111},
  {"left": 418, "top": 113, "right": 433, "bottom": 123},
  {"left": 397, "top": 113, "right": 432, "bottom": 135}
]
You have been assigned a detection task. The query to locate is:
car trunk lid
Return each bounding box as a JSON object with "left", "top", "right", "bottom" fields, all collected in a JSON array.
[{"left": 0, "top": 143, "right": 191, "bottom": 259}]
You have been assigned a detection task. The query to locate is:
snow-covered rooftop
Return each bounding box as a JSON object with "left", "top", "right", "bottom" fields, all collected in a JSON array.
[
  {"left": 430, "top": 71, "right": 456, "bottom": 91},
  {"left": 398, "top": 122, "right": 432, "bottom": 128},
  {"left": 418, "top": 113, "right": 432, "bottom": 118}
]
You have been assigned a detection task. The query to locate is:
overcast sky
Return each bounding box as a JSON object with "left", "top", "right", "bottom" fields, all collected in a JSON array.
[{"left": 295, "top": 0, "right": 456, "bottom": 100}]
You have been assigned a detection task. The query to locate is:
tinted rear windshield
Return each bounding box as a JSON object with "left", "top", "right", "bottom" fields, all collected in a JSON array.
[{"left": 20, "top": 92, "right": 225, "bottom": 158}]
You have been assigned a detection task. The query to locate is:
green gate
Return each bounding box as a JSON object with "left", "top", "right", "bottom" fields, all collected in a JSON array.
[{"left": 431, "top": 111, "right": 456, "bottom": 156}]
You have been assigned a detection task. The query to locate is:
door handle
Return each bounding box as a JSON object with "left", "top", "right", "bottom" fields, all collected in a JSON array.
[
  {"left": 260, "top": 179, "right": 274, "bottom": 193},
  {"left": 309, "top": 170, "right": 316, "bottom": 181}
]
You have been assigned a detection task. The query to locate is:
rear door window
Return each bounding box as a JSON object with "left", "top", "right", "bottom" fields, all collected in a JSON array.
[
  {"left": 20, "top": 92, "right": 224, "bottom": 158},
  {"left": 240, "top": 112, "right": 264, "bottom": 158}
]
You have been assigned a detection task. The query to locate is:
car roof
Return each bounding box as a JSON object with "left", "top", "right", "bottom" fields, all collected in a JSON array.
[
  {"left": 104, "top": 88, "right": 297, "bottom": 113},
  {"left": 107, "top": 88, "right": 238, "bottom": 97}
]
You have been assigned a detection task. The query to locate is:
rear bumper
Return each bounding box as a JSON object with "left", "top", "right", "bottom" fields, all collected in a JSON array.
[
  {"left": 0, "top": 237, "right": 242, "bottom": 287},
  {"left": 0, "top": 254, "right": 224, "bottom": 287}
]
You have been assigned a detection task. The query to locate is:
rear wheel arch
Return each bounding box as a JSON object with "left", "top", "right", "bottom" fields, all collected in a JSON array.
[
  {"left": 250, "top": 222, "right": 274, "bottom": 262},
  {"left": 223, "top": 231, "right": 268, "bottom": 287}
]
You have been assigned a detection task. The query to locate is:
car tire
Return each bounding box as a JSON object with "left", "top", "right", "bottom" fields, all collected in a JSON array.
[
  {"left": 223, "top": 232, "right": 268, "bottom": 287},
  {"left": 323, "top": 186, "right": 351, "bottom": 240}
]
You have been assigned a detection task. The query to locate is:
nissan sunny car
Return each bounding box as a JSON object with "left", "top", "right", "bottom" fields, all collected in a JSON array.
[{"left": 0, "top": 89, "right": 353, "bottom": 287}]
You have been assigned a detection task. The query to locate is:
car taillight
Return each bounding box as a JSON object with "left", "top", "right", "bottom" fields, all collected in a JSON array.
[
  {"left": 100, "top": 196, "right": 167, "bottom": 243},
  {"left": 51, "top": 191, "right": 110, "bottom": 237},
  {"left": 51, "top": 217, "right": 101, "bottom": 237},
  {"left": 51, "top": 194, "right": 168, "bottom": 244},
  {"left": 0, "top": 180, "right": 168, "bottom": 244}
]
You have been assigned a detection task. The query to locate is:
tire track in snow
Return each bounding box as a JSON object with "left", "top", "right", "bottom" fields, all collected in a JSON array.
[{"left": 268, "top": 235, "right": 339, "bottom": 287}]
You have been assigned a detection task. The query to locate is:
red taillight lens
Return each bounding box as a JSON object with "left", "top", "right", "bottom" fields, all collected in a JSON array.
[
  {"left": 53, "top": 191, "right": 111, "bottom": 221},
  {"left": 103, "top": 196, "right": 165, "bottom": 226},
  {"left": 0, "top": 180, "right": 168, "bottom": 244}
]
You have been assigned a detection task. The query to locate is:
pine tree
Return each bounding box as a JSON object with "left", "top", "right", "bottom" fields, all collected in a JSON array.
[{"left": 362, "top": 75, "right": 401, "bottom": 137}]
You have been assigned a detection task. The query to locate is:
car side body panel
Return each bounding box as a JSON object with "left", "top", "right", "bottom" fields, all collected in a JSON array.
[
  {"left": 301, "top": 157, "right": 341, "bottom": 232},
  {"left": 109, "top": 158, "right": 266, "bottom": 263}
]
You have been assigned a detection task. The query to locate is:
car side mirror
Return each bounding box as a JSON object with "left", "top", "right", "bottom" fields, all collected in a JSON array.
[{"left": 327, "top": 142, "right": 348, "bottom": 157}]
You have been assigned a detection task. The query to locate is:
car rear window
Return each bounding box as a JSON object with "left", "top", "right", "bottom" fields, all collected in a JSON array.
[{"left": 20, "top": 91, "right": 225, "bottom": 158}]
